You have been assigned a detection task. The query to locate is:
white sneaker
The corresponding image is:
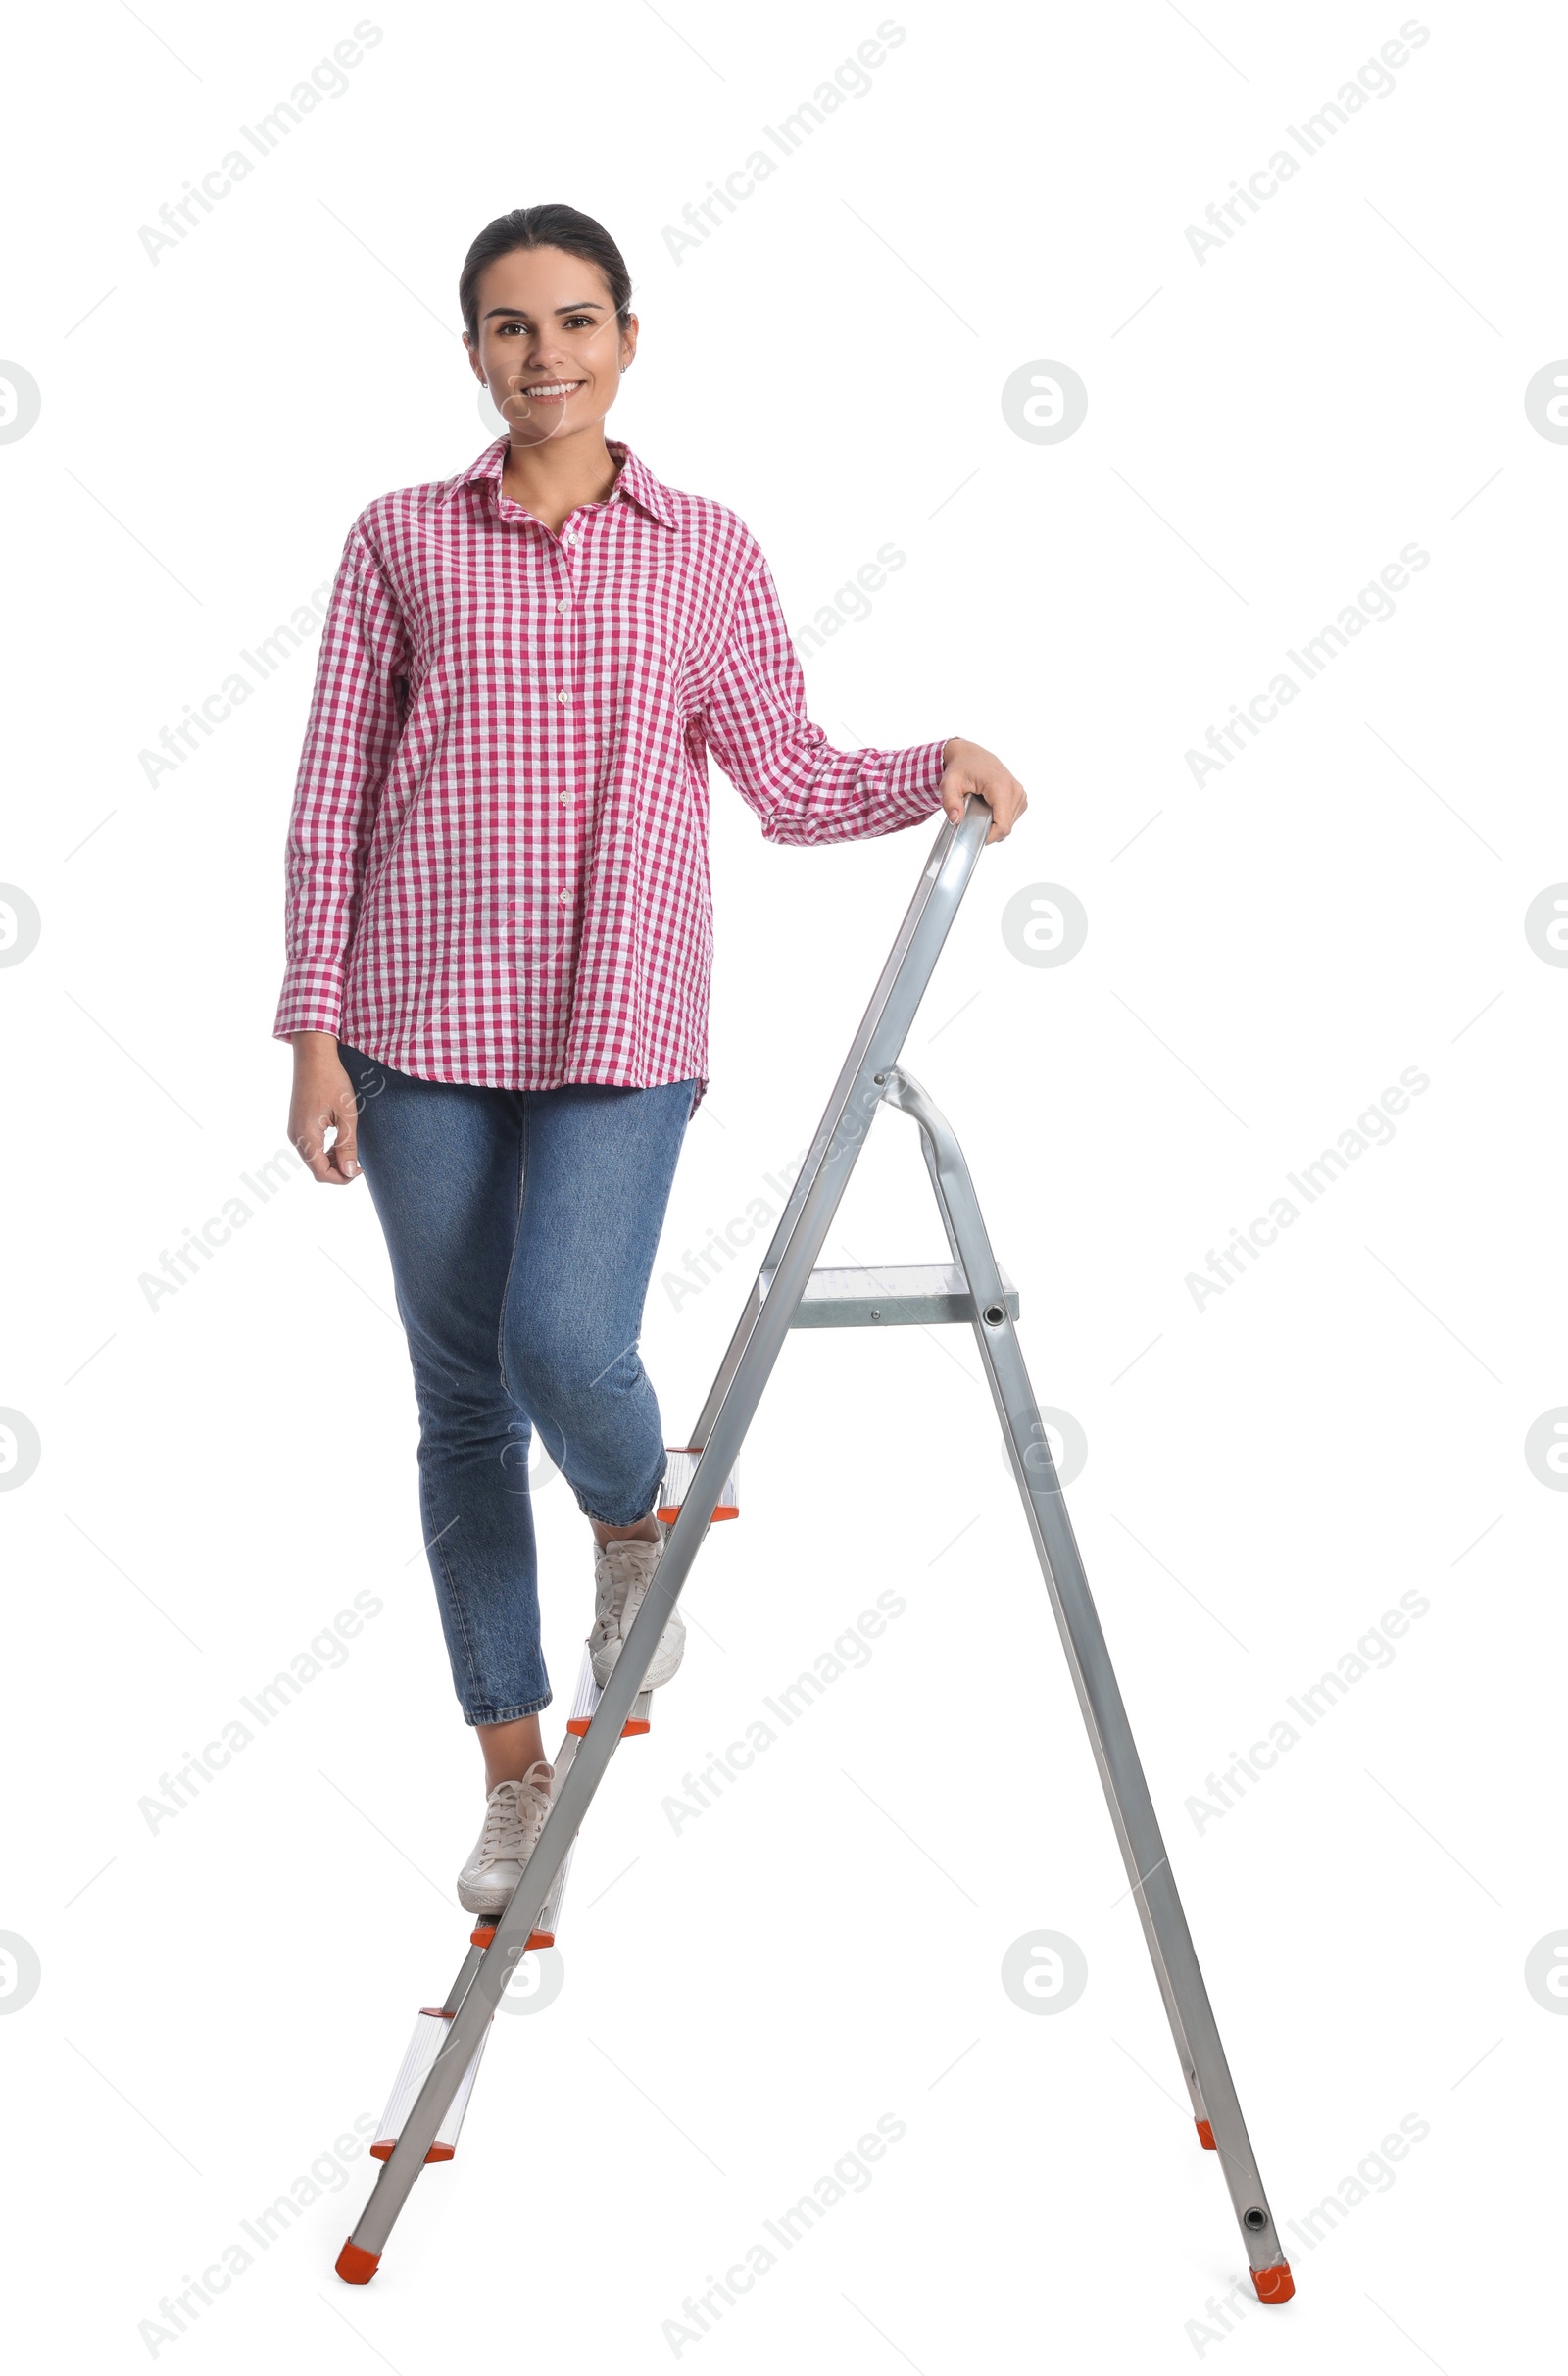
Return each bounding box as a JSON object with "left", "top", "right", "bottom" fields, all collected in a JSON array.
[
  {"left": 588, "top": 1534, "right": 685, "bottom": 1691},
  {"left": 456, "top": 1763, "right": 555, "bottom": 1916}
]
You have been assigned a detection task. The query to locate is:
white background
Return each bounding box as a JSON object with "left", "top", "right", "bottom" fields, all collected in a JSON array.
[{"left": 1, "top": 2, "right": 1560, "bottom": 2367}]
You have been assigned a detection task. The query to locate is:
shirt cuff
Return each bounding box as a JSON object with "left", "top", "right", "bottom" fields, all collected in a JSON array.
[
  {"left": 273, "top": 964, "right": 345, "bottom": 1042},
  {"left": 879, "top": 737, "right": 951, "bottom": 829}
]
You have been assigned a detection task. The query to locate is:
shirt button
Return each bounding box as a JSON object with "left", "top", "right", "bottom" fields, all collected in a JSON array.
[
  {"left": 558, "top": 689, "right": 570, "bottom": 705},
  {"left": 563, "top": 531, "right": 577, "bottom": 548},
  {"left": 559, "top": 889, "right": 568, "bottom": 904},
  {"left": 558, "top": 598, "right": 570, "bottom": 612}
]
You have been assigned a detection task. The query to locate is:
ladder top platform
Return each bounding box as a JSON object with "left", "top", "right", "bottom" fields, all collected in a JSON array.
[{"left": 781, "top": 1260, "right": 1020, "bottom": 1329}]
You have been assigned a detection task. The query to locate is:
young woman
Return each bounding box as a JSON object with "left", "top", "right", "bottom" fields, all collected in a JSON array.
[{"left": 274, "top": 203, "right": 1026, "bottom": 1917}]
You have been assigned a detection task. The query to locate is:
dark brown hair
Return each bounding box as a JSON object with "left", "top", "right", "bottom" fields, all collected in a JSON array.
[{"left": 459, "top": 205, "right": 632, "bottom": 344}]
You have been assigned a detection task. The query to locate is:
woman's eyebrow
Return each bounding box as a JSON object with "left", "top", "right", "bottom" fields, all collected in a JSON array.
[{"left": 482, "top": 300, "right": 607, "bottom": 320}]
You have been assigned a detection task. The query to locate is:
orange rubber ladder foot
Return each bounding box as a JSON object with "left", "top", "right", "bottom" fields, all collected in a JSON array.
[
  {"left": 336, "top": 2240, "right": 380, "bottom": 2285},
  {"left": 1195, "top": 2118, "right": 1216, "bottom": 2150},
  {"left": 1250, "top": 2262, "right": 1295, "bottom": 2304}
]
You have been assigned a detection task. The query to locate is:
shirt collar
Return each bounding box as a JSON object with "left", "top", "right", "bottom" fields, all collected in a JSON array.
[{"left": 441, "top": 434, "right": 675, "bottom": 529}]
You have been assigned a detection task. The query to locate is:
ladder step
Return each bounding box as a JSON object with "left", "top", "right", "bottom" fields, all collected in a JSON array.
[
  {"left": 658, "top": 1444, "right": 739, "bottom": 1522},
  {"left": 369, "top": 2007, "right": 492, "bottom": 2164},
  {"left": 787, "top": 1262, "right": 1020, "bottom": 1329},
  {"left": 564, "top": 1645, "right": 652, "bottom": 1738},
  {"left": 468, "top": 1921, "right": 552, "bottom": 1950}
]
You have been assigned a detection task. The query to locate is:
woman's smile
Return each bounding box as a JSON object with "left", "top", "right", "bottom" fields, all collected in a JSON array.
[{"left": 512, "top": 378, "right": 585, "bottom": 404}]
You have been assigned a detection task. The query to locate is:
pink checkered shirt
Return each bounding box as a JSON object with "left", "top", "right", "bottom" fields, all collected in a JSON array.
[{"left": 271, "top": 435, "right": 949, "bottom": 1111}]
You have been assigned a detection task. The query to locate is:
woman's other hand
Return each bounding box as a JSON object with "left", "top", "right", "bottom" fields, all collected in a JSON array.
[
  {"left": 289, "top": 1032, "right": 362, "bottom": 1184},
  {"left": 938, "top": 737, "right": 1027, "bottom": 844}
]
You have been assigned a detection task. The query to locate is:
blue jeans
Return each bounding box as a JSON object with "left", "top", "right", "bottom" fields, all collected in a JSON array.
[{"left": 337, "top": 1045, "right": 697, "bottom": 1726}]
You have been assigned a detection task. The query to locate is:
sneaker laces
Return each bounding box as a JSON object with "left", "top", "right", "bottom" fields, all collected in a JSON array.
[
  {"left": 478, "top": 1766, "right": 553, "bottom": 1867},
  {"left": 589, "top": 1566, "right": 626, "bottom": 1652},
  {"left": 592, "top": 1538, "right": 662, "bottom": 1646},
  {"left": 620, "top": 1566, "right": 662, "bottom": 1638}
]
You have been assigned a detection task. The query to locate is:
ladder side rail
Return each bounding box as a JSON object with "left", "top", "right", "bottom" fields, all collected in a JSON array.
[
  {"left": 906, "top": 1105, "right": 1206, "bottom": 2127},
  {"left": 343, "top": 801, "right": 994, "bottom": 2264},
  {"left": 893, "top": 1069, "right": 1177, "bottom": 1917},
  {"left": 440, "top": 1946, "right": 487, "bottom": 2017},
  {"left": 884, "top": 1068, "right": 1288, "bottom": 2284}
]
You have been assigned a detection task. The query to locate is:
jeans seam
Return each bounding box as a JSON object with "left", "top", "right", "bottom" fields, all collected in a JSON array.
[
  {"left": 496, "top": 1090, "right": 529, "bottom": 1404},
  {"left": 395, "top": 1284, "right": 493, "bottom": 1725},
  {"left": 428, "top": 1508, "right": 490, "bottom": 1706}
]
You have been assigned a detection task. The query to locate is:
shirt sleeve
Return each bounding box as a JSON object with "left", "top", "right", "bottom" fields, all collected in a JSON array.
[
  {"left": 271, "top": 523, "right": 410, "bottom": 1040},
  {"left": 698, "top": 551, "right": 948, "bottom": 847}
]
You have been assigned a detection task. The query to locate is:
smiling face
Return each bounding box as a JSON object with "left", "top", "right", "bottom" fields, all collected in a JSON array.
[{"left": 463, "top": 245, "right": 637, "bottom": 449}]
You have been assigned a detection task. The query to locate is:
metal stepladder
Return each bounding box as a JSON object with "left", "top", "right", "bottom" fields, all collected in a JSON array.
[{"left": 335, "top": 794, "right": 1295, "bottom": 2305}]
